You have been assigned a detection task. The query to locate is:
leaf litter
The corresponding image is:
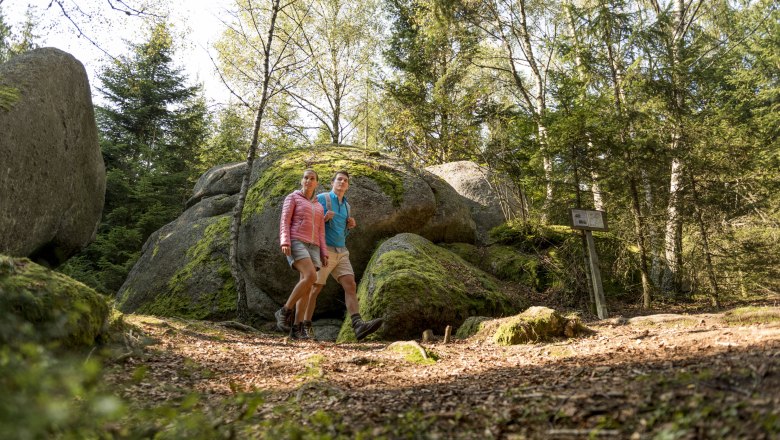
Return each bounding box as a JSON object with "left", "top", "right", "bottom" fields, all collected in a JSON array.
[{"left": 103, "top": 307, "right": 780, "bottom": 438}]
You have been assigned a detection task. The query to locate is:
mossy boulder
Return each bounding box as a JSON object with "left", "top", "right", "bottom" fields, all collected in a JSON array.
[
  {"left": 464, "top": 306, "right": 589, "bottom": 345},
  {"left": 116, "top": 195, "right": 242, "bottom": 320},
  {"left": 337, "top": 233, "right": 523, "bottom": 342},
  {"left": 118, "top": 147, "right": 476, "bottom": 321},
  {"left": 0, "top": 254, "right": 109, "bottom": 348}
]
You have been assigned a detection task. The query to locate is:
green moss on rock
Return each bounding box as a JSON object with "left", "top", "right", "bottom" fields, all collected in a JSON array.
[
  {"left": 0, "top": 254, "right": 109, "bottom": 348},
  {"left": 138, "top": 216, "right": 235, "bottom": 319},
  {"left": 455, "top": 316, "right": 492, "bottom": 339},
  {"left": 469, "top": 306, "right": 589, "bottom": 346},
  {"left": 387, "top": 341, "right": 439, "bottom": 365},
  {"left": 245, "top": 147, "right": 406, "bottom": 218},
  {"left": 337, "top": 233, "right": 521, "bottom": 342}
]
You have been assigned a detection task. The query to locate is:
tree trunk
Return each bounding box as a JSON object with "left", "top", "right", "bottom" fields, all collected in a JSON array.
[{"left": 662, "top": 152, "right": 684, "bottom": 294}]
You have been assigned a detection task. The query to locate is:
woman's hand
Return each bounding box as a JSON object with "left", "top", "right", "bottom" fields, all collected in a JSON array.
[
  {"left": 322, "top": 255, "right": 329, "bottom": 267},
  {"left": 281, "top": 245, "right": 291, "bottom": 256}
]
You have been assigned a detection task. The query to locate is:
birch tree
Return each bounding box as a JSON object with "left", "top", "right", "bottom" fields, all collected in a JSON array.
[{"left": 215, "top": 0, "right": 305, "bottom": 321}]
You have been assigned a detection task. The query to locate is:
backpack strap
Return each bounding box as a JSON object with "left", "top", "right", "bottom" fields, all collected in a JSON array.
[{"left": 324, "top": 192, "right": 350, "bottom": 234}]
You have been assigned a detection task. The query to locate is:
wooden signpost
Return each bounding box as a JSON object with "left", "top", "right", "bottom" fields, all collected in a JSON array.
[{"left": 570, "top": 209, "right": 609, "bottom": 319}]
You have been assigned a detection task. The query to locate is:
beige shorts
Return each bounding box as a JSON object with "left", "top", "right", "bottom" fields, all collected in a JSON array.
[{"left": 315, "top": 246, "right": 354, "bottom": 284}]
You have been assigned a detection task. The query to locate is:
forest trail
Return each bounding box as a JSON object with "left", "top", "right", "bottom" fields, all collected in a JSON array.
[{"left": 107, "top": 307, "right": 780, "bottom": 438}]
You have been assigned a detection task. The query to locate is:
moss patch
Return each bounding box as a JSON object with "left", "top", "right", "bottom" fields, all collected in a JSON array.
[
  {"left": 387, "top": 341, "right": 439, "bottom": 365},
  {"left": 470, "top": 306, "right": 589, "bottom": 346},
  {"left": 455, "top": 316, "right": 492, "bottom": 339},
  {"left": 338, "top": 233, "right": 521, "bottom": 342},
  {"left": 0, "top": 254, "right": 109, "bottom": 348},
  {"left": 138, "top": 216, "right": 234, "bottom": 319}
]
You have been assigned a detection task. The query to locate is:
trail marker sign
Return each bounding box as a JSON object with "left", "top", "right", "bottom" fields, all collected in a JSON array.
[
  {"left": 570, "top": 209, "right": 608, "bottom": 319},
  {"left": 570, "top": 209, "right": 608, "bottom": 231}
]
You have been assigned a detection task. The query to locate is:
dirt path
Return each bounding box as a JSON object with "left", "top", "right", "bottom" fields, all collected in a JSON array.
[{"left": 106, "top": 308, "right": 780, "bottom": 439}]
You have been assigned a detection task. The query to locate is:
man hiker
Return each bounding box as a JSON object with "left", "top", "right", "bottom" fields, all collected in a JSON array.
[{"left": 294, "top": 170, "right": 383, "bottom": 340}]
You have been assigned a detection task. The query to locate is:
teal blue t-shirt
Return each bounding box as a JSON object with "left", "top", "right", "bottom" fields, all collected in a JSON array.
[{"left": 317, "top": 192, "right": 350, "bottom": 247}]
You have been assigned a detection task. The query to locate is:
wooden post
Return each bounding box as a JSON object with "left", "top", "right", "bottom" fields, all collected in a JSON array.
[
  {"left": 443, "top": 325, "right": 452, "bottom": 343},
  {"left": 585, "top": 230, "right": 608, "bottom": 319}
]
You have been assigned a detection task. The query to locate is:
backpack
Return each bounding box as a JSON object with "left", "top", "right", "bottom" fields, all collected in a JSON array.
[{"left": 324, "top": 193, "right": 350, "bottom": 233}]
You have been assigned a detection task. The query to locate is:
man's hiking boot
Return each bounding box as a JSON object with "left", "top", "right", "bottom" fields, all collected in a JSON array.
[
  {"left": 351, "top": 313, "right": 383, "bottom": 341},
  {"left": 275, "top": 307, "right": 293, "bottom": 333},
  {"left": 302, "top": 320, "right": 315, "bottom": 340}
]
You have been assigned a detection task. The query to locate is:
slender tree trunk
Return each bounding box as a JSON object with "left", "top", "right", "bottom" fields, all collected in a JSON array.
[
  {"left": 629, "top": 176, "right": 653, "bottom": 308},
  {"left": 230, "top": 0, "right": 283, "bottom": 322},
  {"left": 691, "top": 176, "right": 720, "bottom": 307},
  {"left": 642, "top": 170, "right": 662, "bottom": 287}
]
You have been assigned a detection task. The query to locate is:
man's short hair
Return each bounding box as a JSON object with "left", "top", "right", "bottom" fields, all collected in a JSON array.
[{"left": 332, "top": 170, "right": 350, "bottom": 182}]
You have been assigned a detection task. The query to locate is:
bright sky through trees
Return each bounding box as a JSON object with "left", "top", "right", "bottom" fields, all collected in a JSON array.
[{"left": 2, "top": 0, "right": 234, "bottom": 103}]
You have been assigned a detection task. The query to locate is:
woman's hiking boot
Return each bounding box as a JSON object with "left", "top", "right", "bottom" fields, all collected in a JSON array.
[
  {"left": 275, "top": 307, "right": 293, "bottom": 333},
  {"left": 351, "top": 313, "right": 383, "bottom": 341},
  {"left": 302, "top": 320, "right": 315, "bottom": 340},
  {"left": 289, "top": 322, "right": 306, "bottom": 339}
]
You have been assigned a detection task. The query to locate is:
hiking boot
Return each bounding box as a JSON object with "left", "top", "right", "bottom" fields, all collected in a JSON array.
[
  {"left": 275, "top": 307, "right": 293, "bottom": 333},
  {"left": 289, "top": 322, "right": 305, "bottom": 339},
  {"left": 302, "top": 320, "right": 315, "bottom": 340},
  {"left": 351, "top": 313, "right": 383, "bottom": 341}
]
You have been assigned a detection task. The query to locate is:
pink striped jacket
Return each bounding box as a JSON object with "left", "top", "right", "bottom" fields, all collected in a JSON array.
[{"left": 279, "top": 190, "right": 328, "bottom": 260}]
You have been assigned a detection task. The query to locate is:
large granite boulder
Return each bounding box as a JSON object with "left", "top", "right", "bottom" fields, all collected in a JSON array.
[
  {"left": 426, "top": 161, "right": 523, "bottom": 244},
  {"left": 117, "top": 148, "right": 476, "bottom": 321},
  {"left": 0, "top": 48, "right": 105, "bottom": 265},
  {"left": 337, "top": 233, "right": 524, "bottom": 341},
  {"left": 0, "top": 254, "right": 110, "bottom": 348}
]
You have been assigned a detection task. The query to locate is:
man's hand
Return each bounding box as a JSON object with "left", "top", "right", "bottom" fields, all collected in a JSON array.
[
  {"left": 281, "top": 245, "right": 291, "bottom": 256},
  {"left": 347, "top": 217, "right": 357, "bottom": 229},
  {"left": 324, "top": 211, "right": 335, "bottom": 222}
]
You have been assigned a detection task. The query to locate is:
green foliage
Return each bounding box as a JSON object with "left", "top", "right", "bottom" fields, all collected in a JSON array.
[
  {"left": 486, "top": 221, "right": 639, "bottom": 307},
  {"left": 196, "top": 103, "right": 250, "bottom": 174},
  {"left": 0, "top": 5, "right": 39, "bottom": 63},
  {"left": 0, "top": 345, "right": 126, "bottom": 439},
  {"left": 382, "top": 0, "right": 486, "bottom": 164}
]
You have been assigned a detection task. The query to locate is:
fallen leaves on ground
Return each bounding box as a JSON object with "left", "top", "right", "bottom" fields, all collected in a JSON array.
[{"left": 103, "top": 306, "right": 780, "bottom": 439}]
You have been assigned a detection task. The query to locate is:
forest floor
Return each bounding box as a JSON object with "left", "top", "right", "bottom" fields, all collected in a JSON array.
[{"left": 104, "top": 299, "right": 780, "bottom": 439}]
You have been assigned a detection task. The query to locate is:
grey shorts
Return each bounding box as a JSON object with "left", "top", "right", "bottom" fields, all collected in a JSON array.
[
  {"left": 286, "top": 239, "right": 322, "bottom": 270},
  {"left": 315, "top": 246, "right": 354, "bottom": 284}
]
